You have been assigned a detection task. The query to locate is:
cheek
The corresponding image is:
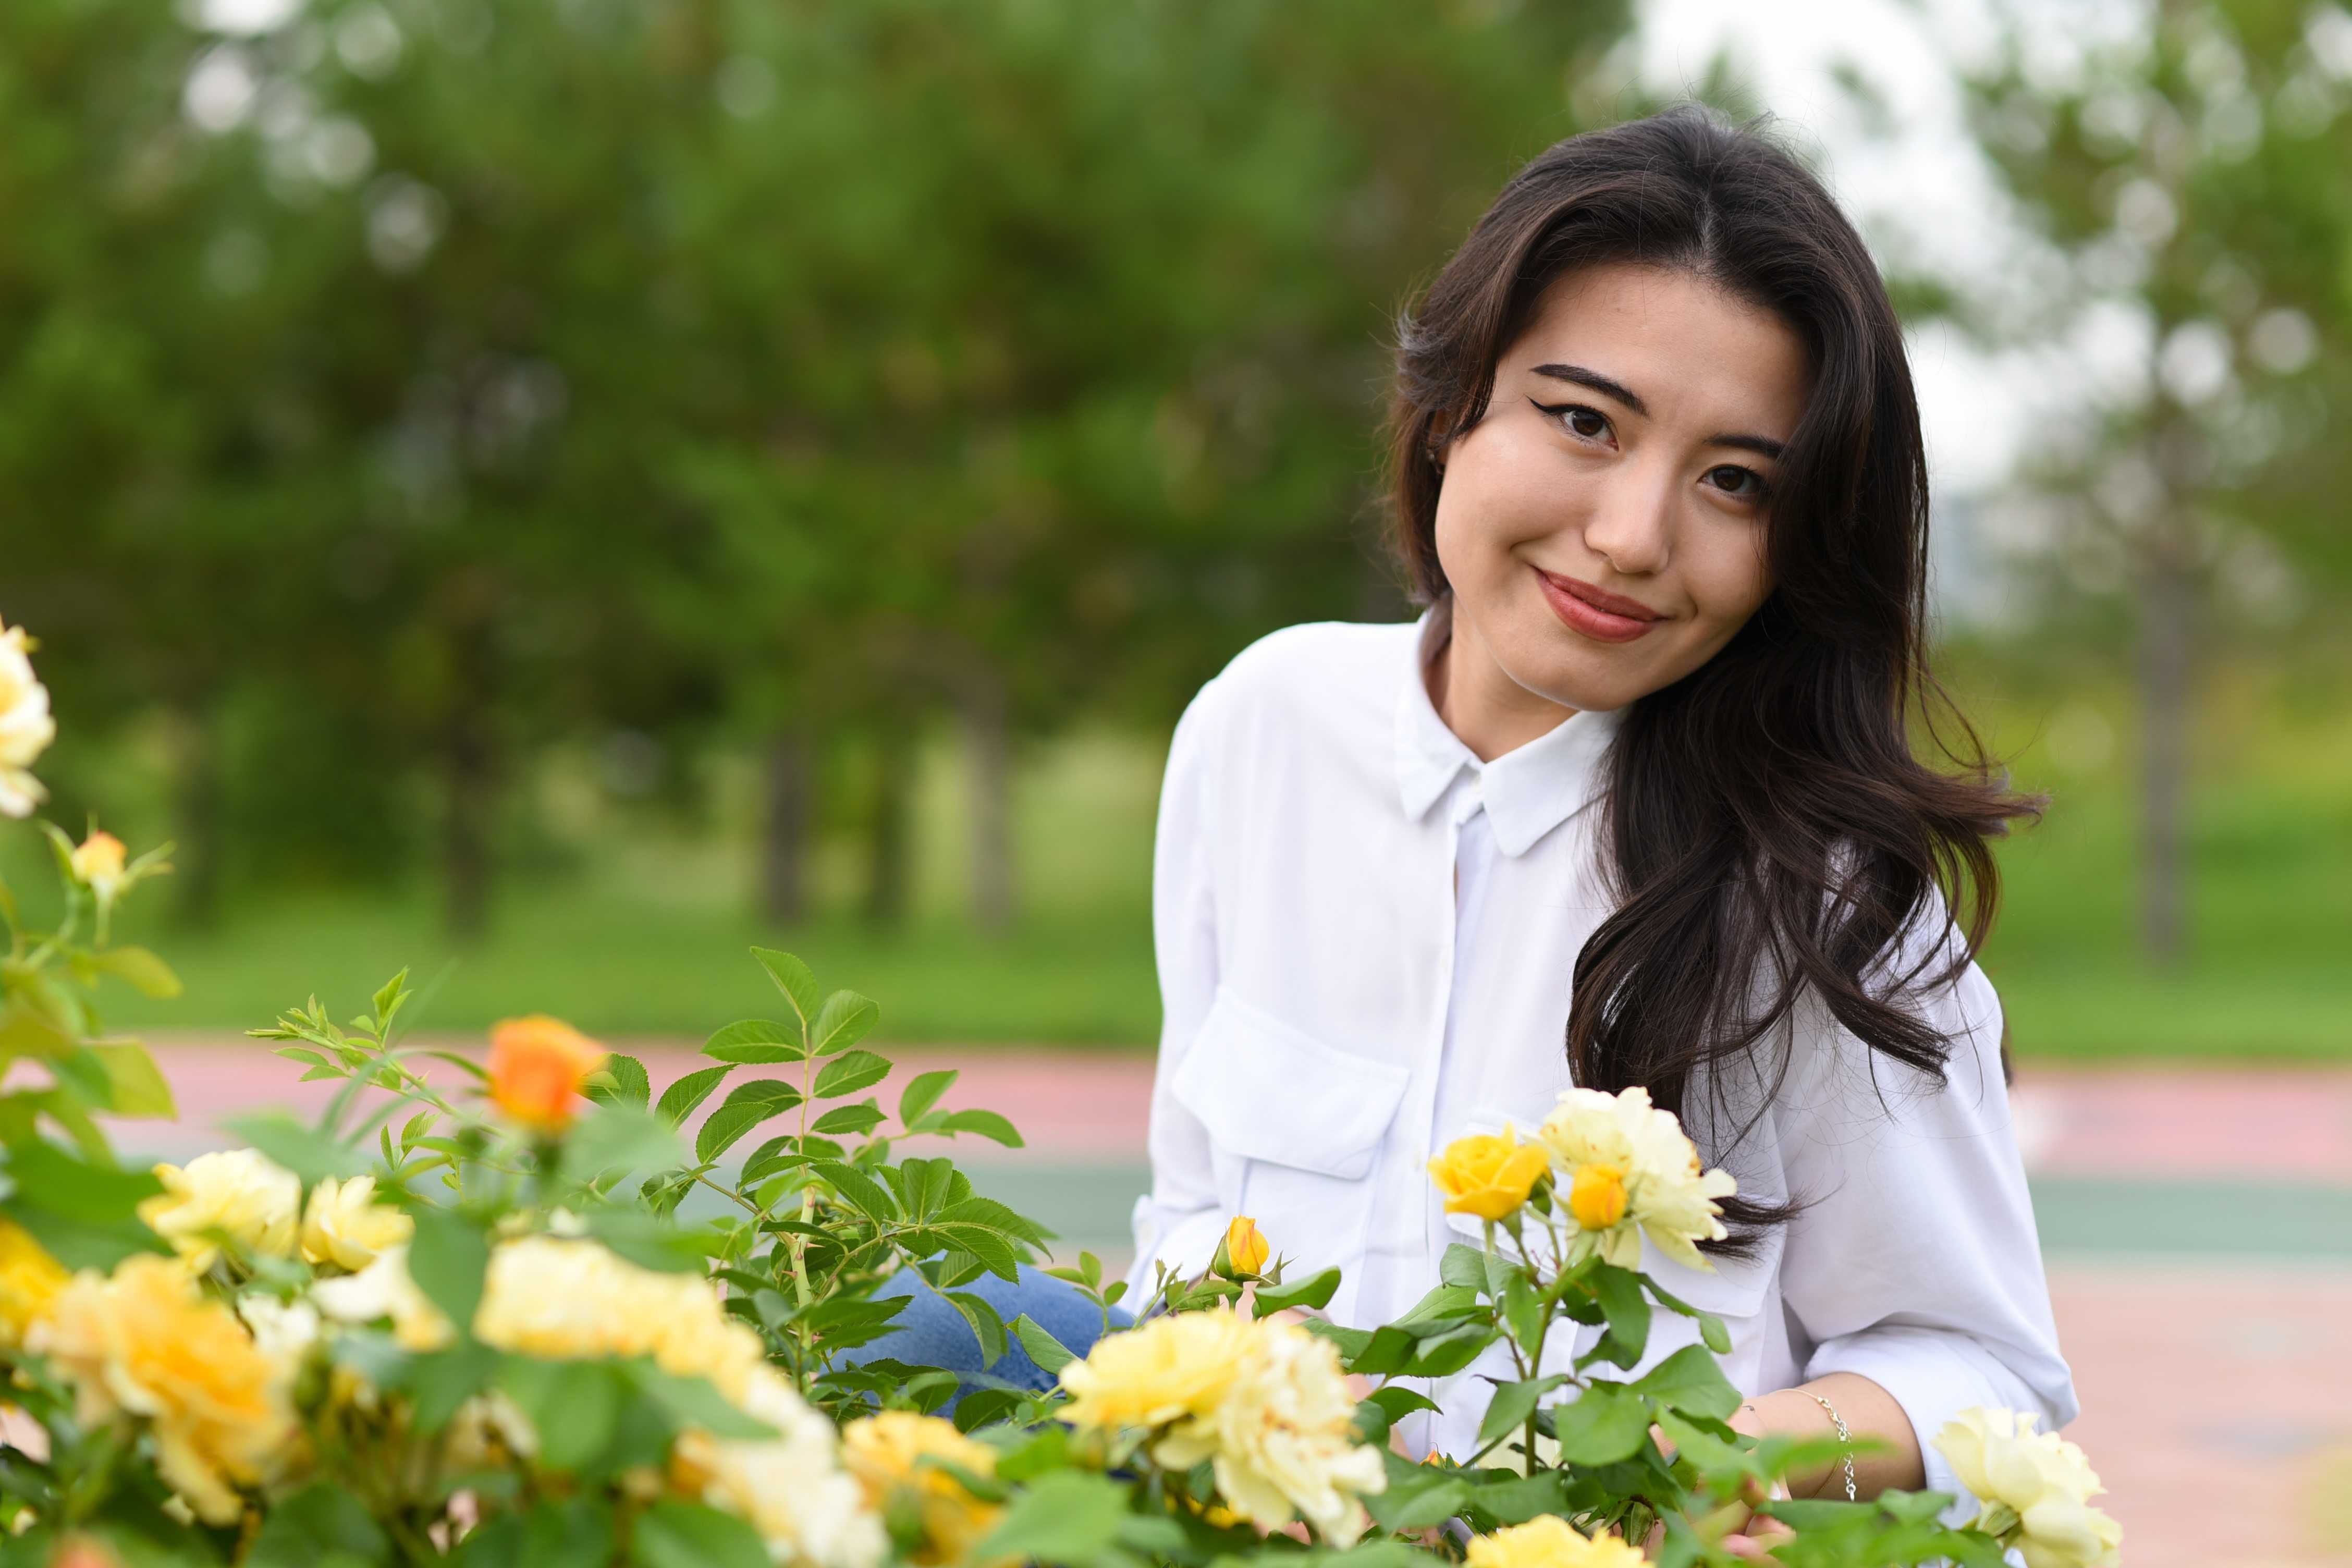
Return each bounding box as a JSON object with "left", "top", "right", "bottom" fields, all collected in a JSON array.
[{"left": 1680, "top": 526, "right": 1774, "bottom": 631}]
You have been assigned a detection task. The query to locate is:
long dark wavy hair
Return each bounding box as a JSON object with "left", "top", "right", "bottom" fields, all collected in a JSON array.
[{"left": 1387, "top": 106, "right": 2038, "bottom": 1236}]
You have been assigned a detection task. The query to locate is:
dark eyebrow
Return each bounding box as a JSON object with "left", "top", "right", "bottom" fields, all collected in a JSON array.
[{"left": 1530, "top": 362, "right": 1787, "bottom": 462}]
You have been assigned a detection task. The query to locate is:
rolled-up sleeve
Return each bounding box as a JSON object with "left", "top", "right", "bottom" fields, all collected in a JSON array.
[
  {"left": 1125, "top": 684, "right": 1229, "bottom": 1298},
  {"left": 1775, "top": 899, "right": 2078, "bottom": 1519}
]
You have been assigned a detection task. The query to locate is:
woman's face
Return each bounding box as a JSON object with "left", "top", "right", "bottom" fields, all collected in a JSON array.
[{"left": 1432, "top": 263, "right": 1811, "bottom": 715}]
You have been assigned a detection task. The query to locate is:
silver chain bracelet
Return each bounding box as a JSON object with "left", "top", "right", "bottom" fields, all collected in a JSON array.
[{"left": 1804, "top": 1390, "right": 1858, "bottom": 1502}]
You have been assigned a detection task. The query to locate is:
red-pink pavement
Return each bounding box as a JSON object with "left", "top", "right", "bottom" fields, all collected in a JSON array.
[{"left": 106, "top": 1040, "right": 2352, "bottom": 1567}]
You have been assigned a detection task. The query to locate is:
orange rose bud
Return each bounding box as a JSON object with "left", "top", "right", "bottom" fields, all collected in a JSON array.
[
  {"left": 1218, "top": 1215, "right": 1270, "bottom": 1279},
  {"left": 486, "top": 1014, "right": 606, "bottom": 1132},
  {"left": 1567, "top": 1162, "right": 1630, "bottom": 1232}
]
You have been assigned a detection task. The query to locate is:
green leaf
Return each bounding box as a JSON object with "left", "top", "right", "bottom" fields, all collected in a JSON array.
[
  {"left": 1630, "top": 1343, "right": 1742, "bottom": 1419},
  {"left": 84, "top": 1042, "right": 176, "bottom": 1118},
  {"left": 1500, "top": 1272, "right": 1546, "bottom": 1352},
  {"left": 1365, "top": 1464, "right": 1474, "bottom": 1533},
  {"left": 398, "top": 1340, "right": 503, "bottom": 1432},
  {"left": 4, "top": 1138, "right": 162, "bottom": 1224},
  {"left": 1464, "top": 1472, "right": 1577, "bottom": 1526},
  {"left": 1364, "top": 1385, "right": 1442, "bottom": 1424},
  {"left": 1009, "top": 1313, "right": 1076, "bottom": 1375},
  {"left": 935, "top": 1108, "right": 1023, "bottom": 1147},
  {"left": 1548, "top": 1380, "right": 1653, "bottom": 1465},
  {"left": 812, "top": 1159, "right": 901, "bottom": 1220},
  {"left": 93, "top": 946, "right": 182, "bottom": 999},
  {"left": 224, "top": 1111, "right": 372, "bottom": 1183},
  {"left": 587, "top": 1054, "right": 651, "bottom": 1109},
  {"left": 940, "top": 1289, "right": 1008, "bottom": 1366},
  {"left": 1589, "top": 1264, "right": 1651, "bottom": 1367},
  {"left": 969, "top": 1471, "right": 1129, "bottom": 1566},
  {"left": 247, "top": 1481, "right": 392, "bottom": 1568},
  {"left": 655, "top": 1065, "right": 731, "bottom": 1128},
  {"left": 1402, "top": 1321, "right": 1496, "bottom": 1377},
  {"left": 586, "top": 1210, "right": 713, "bottom": 1274},
  {"left": 48, "top": 1048, "right": 113, "bottom": 1107},
  {"left": 626, "top": 1362, "right": 774, "bottom": 1441},
  {"left": 811, "top": 1049, "right": 889, "bottom": 1099},
  {"left": 0, "top": 1003, "right": 75, "bottom": 1061},
  {"left": 1253, "top": 1266, "right": 1341, "bottom": 1316},
  {"left": 927, "top": 1222, "right": 1023, "bottom": 1281},
  {"left": 1439, "top": 1242, "right": 1491, "bottom": 1292},
  {"left": 703, "top": 1018, "right": 803, "bottom": 1064},
  {"left": 1478, "top": 1373, "right": 1568, "bottom": 1446},
  {"left": 811, "top": 1100, "right": 887, "bottom": 1135},
  {"left": 749, "top": 949, "right": 821, "bottom": 1030},
  {"left": 407, "top": 1206, "right": 491, "bottom": 1329},
  {"left": 695, "top": 1079, "right": 803, "bottom": 1163},
  {"left": 501, "top": 1356, "right": 622, "bottom": 1472},
  {"left": 898, "top": 1068, "right": 958, "bottom": 1126},
  {"left": 565, "top": 1102, "right": 685, "bottom": 1179},
  {"left": 808, "top": 990, "right": 880, "bottom": 1057},
  {"left": 1700, "top": 1313, "right": 1732, "bottom": 1354},
  {"left": 634, "top": 1502, "right": 771, "bottom": 1568},
  {"left": 372, "top": 970, "right": 411, "bottom": 1030}
]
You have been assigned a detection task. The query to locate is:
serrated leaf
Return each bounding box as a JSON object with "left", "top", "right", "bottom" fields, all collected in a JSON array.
[
  {"left": 1630, "top": 1342, "right": 1742, "bottom": 1419},
  {"left": 94, "top": 946, "right": 182, "bottom": 999},
  {"left": 934, "top": 1108, "right": 1022, "bottom": 1147},
  {"left": 969, "top": 1471, "right": 1126, "bottom": 1566},
  {"left": 811, "top": 1049, "right": 889, "bottom": 1099},
  {"left": 656, "top": 1065, "right": 732, "bottom": 1128},
  {"left": 1253, "top": 1266, "right": 1341, "bottom": 1316},
  {"left": 703, "top": 1018, "right": 803, "bottom": 1064},
  {"left": 808, "top": 991, "right": 879, "bottom": 1057},
  {"left": 749, "top": 948, "right": 820, "bottom": 1028},
  {"left": 695, "top": 1079, "right": 803, "bottom": 1163},
  {"left": 1009, "top": 1314, "right": 1075, "bottom": 1375},
  {"left": 87, "top": 1042, "right": 175, "bottom": 1118},
  {"left": 1549, "top": 1379, "right": 1652, "bottom": 1464},
  {"left": 811, "top": 1159, "right": 900, "bottom": 1220},
  {"left": 407, "top": 1206, "right": 490, "bottom": 1329},
  {"left": 810, "top": 1100, "right": 887, "bottom": 1136},
  {"left": 898, "top": 1069, "right": 957, "bottom": 1126},
  {"left": 1478, "top": 1373, "right": 1568, "bottom": 1446},
  {"left": 939, "top": 1289, "right": 1007, "bottom": 1366},
  {"left": 589, "top": 1053, "right": 651, "bottom": 1109}
]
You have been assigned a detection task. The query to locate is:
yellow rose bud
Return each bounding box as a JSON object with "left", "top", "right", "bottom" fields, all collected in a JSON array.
[
  {"left": 0, "top": 1220, "right": 70, "bottom": 1346},
  {"left": 1220, "top": 1216, "right": 1270, "bottom": 1279},
  {"left": 69, "top": 829, "right": 127, "bottom": 902},
  {"left": 486, "top": 1015, "right": 605, "bottom": 1132},
  {"left": 1427, "top": 1125, "right": 1549, "bottom": 1221},
  {"left": 1467, "top": 1515, "right": 1648, "bottom": 1568},
  {"left": 1567, "top": 1162, "right": 1630, "bottom": 1232}
]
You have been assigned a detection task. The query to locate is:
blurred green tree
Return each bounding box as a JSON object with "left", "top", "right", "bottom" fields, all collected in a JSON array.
[{"left": 1958, "top": 0, "right": 2352, "bottom": 965}]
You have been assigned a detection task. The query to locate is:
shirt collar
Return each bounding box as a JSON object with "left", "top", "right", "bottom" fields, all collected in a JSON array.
[{"left": 1393, "top": 598, "right": 1623, "bottom": 858}]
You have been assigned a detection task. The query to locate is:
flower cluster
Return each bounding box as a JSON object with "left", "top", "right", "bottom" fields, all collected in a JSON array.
[
  {"left": 1466, "top": 1515, "right": 1648, "bottom": 1568},
  {"left": 1934, "top": 1406, "right": 2122, "bottom": 1568},
  {"left": 1059, "top": 1306, "right": 1386, "bottom": 1540},
  {"left": 840, "top": 1410, "right": 1004, "bottom": 1565}
]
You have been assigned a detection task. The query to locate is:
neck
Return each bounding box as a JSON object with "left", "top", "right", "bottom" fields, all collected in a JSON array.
[{"left": 1429, "top": 606, "right": 1578, "bottom": 762}]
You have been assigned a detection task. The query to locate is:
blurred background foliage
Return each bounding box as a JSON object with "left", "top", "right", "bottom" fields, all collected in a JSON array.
[{"left": 2, "top": 0, "right": 2345, "bottom": 1057}]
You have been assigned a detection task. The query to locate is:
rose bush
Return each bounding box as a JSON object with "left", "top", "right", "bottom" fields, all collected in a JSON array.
[{"left": 0, "top": 622, "right": 2119, "bottom": 1568}]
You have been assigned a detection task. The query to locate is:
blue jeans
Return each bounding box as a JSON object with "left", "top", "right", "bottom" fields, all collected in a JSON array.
[{"left": 843, "top": 1266, "right": 1133, "bottom": 1398}]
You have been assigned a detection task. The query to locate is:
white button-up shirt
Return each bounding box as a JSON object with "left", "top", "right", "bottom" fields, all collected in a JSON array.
[{"left": 1128, "top": 607, "right": 2077, "bottom": 1508}]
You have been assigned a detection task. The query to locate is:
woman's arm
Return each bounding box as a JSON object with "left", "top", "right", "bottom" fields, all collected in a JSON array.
[
  {"left": 1766, "top": 897, "right": 2077, "bottom": 1516},
  {"left": 1125, "top": 688, "right": 1232, "bottom": 1297},
  {"left": 1732, "top": 1372, "right": 1920, "bottom": 1497}
]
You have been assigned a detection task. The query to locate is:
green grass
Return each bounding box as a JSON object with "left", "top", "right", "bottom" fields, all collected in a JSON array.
[{"left": 47, "top": 660, "right": 2352, "bottom": 1060}]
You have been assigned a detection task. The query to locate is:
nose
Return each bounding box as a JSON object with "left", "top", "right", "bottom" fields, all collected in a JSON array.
[{"left": 1579, "top": 460, "right": 1675, "bottom": 577}]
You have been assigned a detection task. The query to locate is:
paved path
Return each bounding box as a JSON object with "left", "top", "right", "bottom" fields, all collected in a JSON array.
[{"left": 108, "top": 1039, "right": 2352, "bottom": 1568}]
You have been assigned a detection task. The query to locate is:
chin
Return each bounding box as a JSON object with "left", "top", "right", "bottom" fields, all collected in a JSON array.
[{"left": 1497, "top": 637, "right": 1657, "bottom": 715}]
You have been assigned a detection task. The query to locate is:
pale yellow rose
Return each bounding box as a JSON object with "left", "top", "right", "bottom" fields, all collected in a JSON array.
[
  {"left": 310, "top": 1244, "right": 454, "bottom": 1352},
  {"left": 299, "top": 1175, "right": 414, "bottom": 1271},
  {"left": 1427, "top": 1124, "right": 1551, "bottom": 1222},
  {"left": 672, "top": 1365, "right": 886, "bottom": 1568},
  {"left": 472, "top": 1234, "right": 767, "bottom": 1400},
  {"left": 68, "top": 829, "right": 127, "bottom": 903},
  {"left": 1536, "top": 1087, "right": 1736, "bottom": 1271},
  {"left": 1147, "top": 1311, "right": 1387, "bottom": 1541},
  {"left": 140, "top": 1149, "right": 300, "bottom": 1270},
  {"left": 0, "top": 1220, "right": 69, "bottom": 1345},
  {"left": 1934, "top": 1407, "right": 2121, "bottom": 1568},
  {"left": 1057, "top": 1305, "right": 1255, "bottom": 1434},
  {"left": 841, "top": 1410, "right": 1003, "bottom": 1565},
  {"left": 27, "top": 1255, "right": 297, "bottom": 1525},
  {"left": 0, "top": 619, "right": 55, "bottom": 819},
  {"left": 1467, "top": 1514, "right": 1648, "bottom": 1568}
]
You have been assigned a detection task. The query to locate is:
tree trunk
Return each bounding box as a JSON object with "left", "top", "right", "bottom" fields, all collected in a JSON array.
[
  {"left": 865, "top": 725, "right": 912, "bottom": 928},
  {"left": 167, "top": 697, "right": 222, "bottom": 931},
  {"left": 2135, "top": 526, "right": 2194, "bottom": 969},
  {"left": 962, "top": 666, "right": 1014, "bottom": 936},
  {"left": 760, "top": 727, "right": 812, "bottom": 926}
]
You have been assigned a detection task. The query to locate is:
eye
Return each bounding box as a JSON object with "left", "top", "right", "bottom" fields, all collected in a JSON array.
[
  {"left": 1706, "top": 463, "right": 1771, "bottom": 503},
  {"left": 1530, "top": 399, "right": 1612, "bottom": 443}
]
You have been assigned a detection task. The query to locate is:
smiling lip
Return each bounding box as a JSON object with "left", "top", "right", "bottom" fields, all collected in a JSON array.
[{"left": 1534, "top": 568, "right": 1663, "bottom": 643}]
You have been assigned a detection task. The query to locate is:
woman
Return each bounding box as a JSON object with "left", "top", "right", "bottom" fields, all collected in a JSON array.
[
  {"left": 1128, "top": 104, "right": 2072, "bottom": 1513},
  {"left": 863, "top": 104, "right": 2074, "bottom": 1540}
]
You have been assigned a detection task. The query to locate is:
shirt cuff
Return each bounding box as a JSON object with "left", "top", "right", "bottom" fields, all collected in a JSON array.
[{"left": 1804, "top": 1325, "right": 2011, "bottom": 1525}]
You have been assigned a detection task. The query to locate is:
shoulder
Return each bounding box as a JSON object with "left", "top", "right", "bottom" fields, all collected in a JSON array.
[{"left": 1176, "top": 618, "right": 1419, "bottom": 752}]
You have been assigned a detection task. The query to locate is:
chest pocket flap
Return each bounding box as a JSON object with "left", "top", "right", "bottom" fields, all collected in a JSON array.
[{"left": 1169, "top": 988, "right": 1410, "bottom": 1180}]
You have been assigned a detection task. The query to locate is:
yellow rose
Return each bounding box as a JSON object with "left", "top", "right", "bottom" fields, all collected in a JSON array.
[
  {"left": 473, "top": 1235, "right": 767, "bottom": 1400},
  {"left": 300, "top": 1175, "right": 414, "bottom": 1271},
  {"left": 310, "top": 1244, "right": 454, "bottom": 1352},
  {"left": 1934, "top": 1407, "right": 2121, "bottom": 1568},
  {"left": 841, "top": 1411, "right": 1003, "bottom": 1565},
  {"left": 0, "top": 1220, "right": 69, "bottom": 1345},
  {"left": 1427, "top": 1124, "right": 1550, "bottom": 1221},
  {"left": 486, "top": 1015, "right": 606, "bottom": 1132},
  {"left": 1536, "top": 1087, "right": 1736, "bottom": 1271},
  {"left": 1217, "top": 1216, "right": 1270, "bottom": 1280},
  {"left": 69, "top": 829, "right": 127, "bottom": 903},
  {"left": 0, "top": 619, "right": 55, "bottom": 819},
  {"left": 1467, "top": 1514, "right": 1648, "bottom": 1568},
  {"left": 140, "top": 1149, "right": 300, "bottom": 1270},
  {"left": 1057, "top": 1306, "right": 1255, "bottom": 1434},
  {"left": 1566, "top": 1163, "right": 1628, "bottom": 1232},
  {"left": 27, "top": 1255, "right": 297, "bottom": 1525},
  {"left": 671, "top": 1365, "right": 886, "bottom": 1568}
]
